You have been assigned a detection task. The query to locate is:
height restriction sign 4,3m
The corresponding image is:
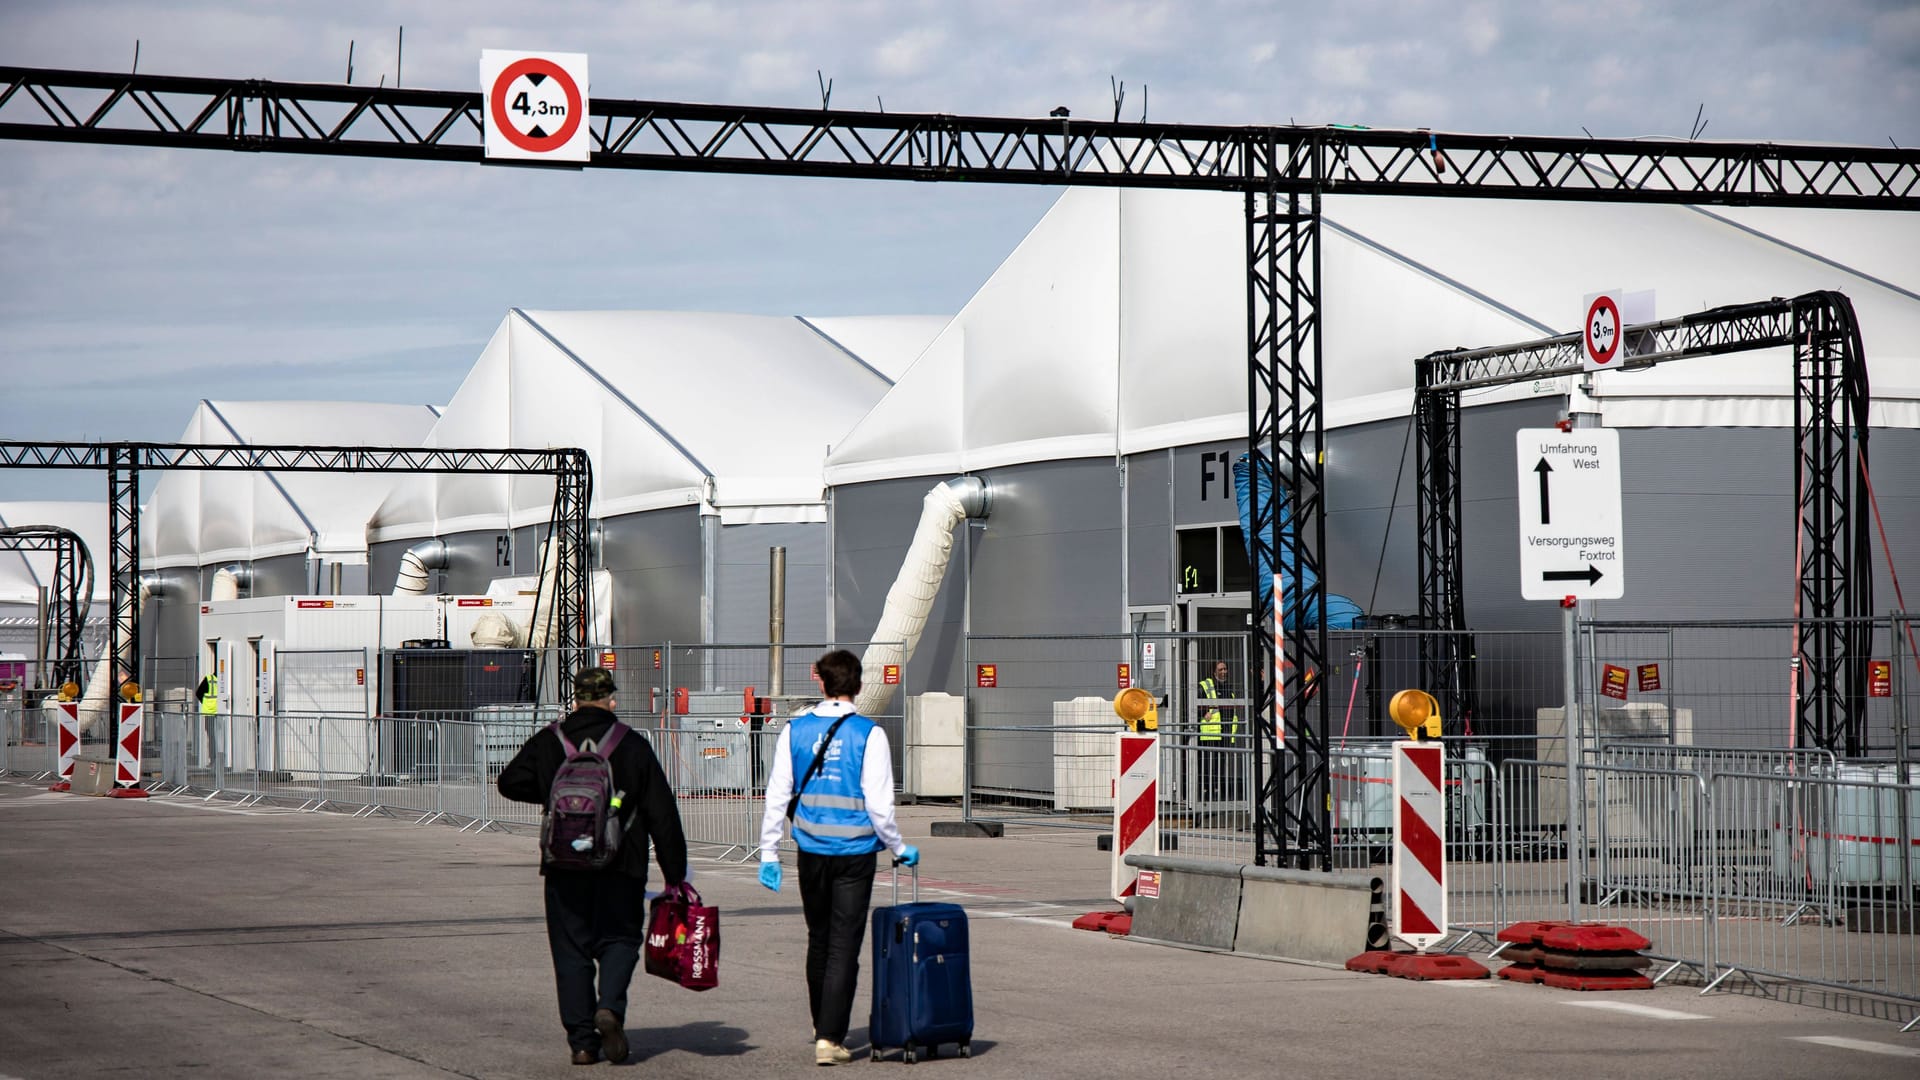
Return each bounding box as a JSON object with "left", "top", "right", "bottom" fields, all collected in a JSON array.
[{"left": 481, "top": 50, "right": 589, "bottom": 163}]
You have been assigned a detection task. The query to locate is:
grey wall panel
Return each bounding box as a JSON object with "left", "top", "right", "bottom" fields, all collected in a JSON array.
[
  {"left": 965, "top": 459, "right": 1124, "bottom": 636},
  {"left": 601, "top": 507, "right": 701, "bottom": 646},
  {"left": 715, "top": 522, "right": 828, "bottom": 644},
  {"left": 443, "top": 528, "right": 518, "bottom": 595},
  {"left": 249, "top": 554, "right": 307, "bottom": 598},
  {"left": 1171, "top": 441, "right": 1245, "bottom": 525},
  {"left": 146, "top": 566, "right": 205, "bottom": 666},
  {"left": 1126, "top": 451, "right": 1173, "bottom": 608}
]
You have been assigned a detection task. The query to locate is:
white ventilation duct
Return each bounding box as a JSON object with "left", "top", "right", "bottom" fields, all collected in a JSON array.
[
  {"left": 210, "top": 564, "right": 251, "bottom": 602},
  {"left": 470, "top": 611, "right": 524, "bottom": 648},
  {"left": 393, "top": 538, "right": 448, "bottom": 596},
  {"left": 139, "top": 572, "right": 172, "bottom": 601},
  {"left": 528, "top": 535, "right": 562, "bottom": 649},
  {"left": 854, "top": 476, "right": 991, "bottom": 717}
]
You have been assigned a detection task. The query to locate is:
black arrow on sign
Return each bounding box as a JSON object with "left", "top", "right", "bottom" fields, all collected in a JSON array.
[
  {"left": 1543, "top": 565, "right": 1603, "bottom": 585},
  {"left": 1534, "top": 458, "right": 1552, "bottom": 524}
]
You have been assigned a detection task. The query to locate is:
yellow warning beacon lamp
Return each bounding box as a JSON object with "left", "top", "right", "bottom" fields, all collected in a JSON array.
[
  {"left": 1388, "top": 688, "right": 1442, "bottom": 740},
  {"left": 1113, "top": 686, "right": 1158, "bottom": 733}
]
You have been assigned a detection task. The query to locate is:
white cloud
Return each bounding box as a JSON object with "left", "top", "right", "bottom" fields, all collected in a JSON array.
[
  {"left": 873, "top": 26, "right": 946, "bottom": 78},
  {"left": 1310, "top": 43, "right": 1374, "bottom": 89}
]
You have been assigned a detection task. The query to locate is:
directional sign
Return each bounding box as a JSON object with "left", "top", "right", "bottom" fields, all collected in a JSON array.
[
  {"left": 481, "top": 50, "right": 589, "bottom": 163},
  {"left": 1516, "top": 428, "right": 1625, "bottom": 600}
]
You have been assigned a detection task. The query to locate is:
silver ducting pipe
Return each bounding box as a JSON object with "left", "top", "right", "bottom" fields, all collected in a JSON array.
[
  {"left": 139, "top": 572, "right": 172, "bottom": 600},
  {"left": 392, "top": 538, "right": 448, "bottom": 596},
  {"left": 854, "top": 476, "right": 992, "bottom": 717},
  {"left": 34, "top": 585, "right": 48, "bottom": 690},
  {"left": 210, "top": 564, "right": 252, "bottom": 602},
  {"left": 769, "top": 546, "right": 787, "bottom": 698}
]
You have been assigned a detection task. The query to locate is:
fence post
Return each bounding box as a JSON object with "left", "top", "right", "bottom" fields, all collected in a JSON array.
[
  {"left": 1702, "top": 773, "right": 1718, "bottom": 988},
  {"left": 961, "top": 631, "right": 974, "bottom": 824}
]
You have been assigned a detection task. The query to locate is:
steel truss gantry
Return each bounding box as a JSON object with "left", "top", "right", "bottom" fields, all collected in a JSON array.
[
  {"left": 4, "top": 65, "right": 1918, "bottom": 864},
  {"left": 0, "top": 442, "right": 594, "bottom": 748},
  {"left": 0, "top": 525, "right": 93, "bottom": 689},
  {"left": 1414, "top": 292, "right": 1873, "bottom": 754}
]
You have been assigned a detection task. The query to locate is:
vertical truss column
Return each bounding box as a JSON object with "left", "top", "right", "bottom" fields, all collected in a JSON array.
[
  {"left": 1792, "top": 293, "right": 1872, "bottom": 754},
  {"left": 1414, "top": 367, "right": 1472, "bottom": 722},
  {"left": 107, "top": 450, "right": 140, "bottom": 747},
  {"left": 1247, "top": 156, "right": 1331, "bottom": 869},
  {"left": 551, "top": 449, "right": 594, "bottom": 703}
]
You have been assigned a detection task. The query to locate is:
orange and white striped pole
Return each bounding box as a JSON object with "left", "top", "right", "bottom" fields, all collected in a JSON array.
[
  {"left": 1110, "top": 731, "right": 1160, "bottom": 902},
  {"left": 113, "top": 702, "right": 150, "bottom": 796},
  {"left": 52, "top": 701, "right": 81, "bottom": 790}
]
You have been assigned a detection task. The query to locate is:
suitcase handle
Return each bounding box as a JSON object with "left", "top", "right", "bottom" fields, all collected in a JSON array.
[{"left": 890, "top": 857, "right": 919, "bottom": 905}]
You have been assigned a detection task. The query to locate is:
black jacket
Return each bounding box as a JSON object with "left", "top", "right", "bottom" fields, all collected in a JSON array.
[{"left": 496, "top": 705, "right": 689, "bottom": 886}]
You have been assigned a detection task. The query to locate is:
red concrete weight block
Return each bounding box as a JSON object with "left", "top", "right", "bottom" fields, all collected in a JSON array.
[
  {"left": 1536, "top": 948, "right": 1652, "bottom": 972},
  {"left": 1384, "top": 954, "right": 1490, "bottom": 981},
  {"left": 1496, "top": 920, "right": 1574, "bottom": 946},
  {"left": 1073, "top": 912, "right": 1124, "bottom": 933},
  {"left": 1496, "top": 963, "right": 1546, "bottom": 984},
  {"left": 1499, "top": 944, "right": 1543, "bottom": 965},
  {"left": 1539, "top": 924, "right": 1651, "bottom": 953},
  {"left": 1345, "top": 950, "right": 1401, "bottom": 974},
  {"left": 1538, "top": 968, "right": 1654, "bottom": 991}
]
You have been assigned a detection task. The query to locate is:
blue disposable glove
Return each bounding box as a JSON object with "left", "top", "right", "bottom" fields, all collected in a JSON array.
[
  {"left": 899, "top": 845, "right": 921, "bottom": 868},
  {"left": 758, "top": 859, "right": 782, "bottom": 892}
]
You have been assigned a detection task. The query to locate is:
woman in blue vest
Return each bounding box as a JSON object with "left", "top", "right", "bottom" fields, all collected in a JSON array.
[{"left": 758, "top": 649, "right": 919, "bottom": 1067}]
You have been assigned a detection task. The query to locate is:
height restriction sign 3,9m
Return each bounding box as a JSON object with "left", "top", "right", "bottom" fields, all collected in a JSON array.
[{"left": 481, "top": 50, "right": 589, "bottom": 163}]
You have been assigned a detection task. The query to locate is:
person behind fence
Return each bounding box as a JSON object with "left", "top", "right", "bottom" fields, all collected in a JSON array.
[
  {"left": 757, "top": 649, "right": 920, "bottom": 1067},
  {"left": 498, "top": 666, "right": 689, "bottom": 1066},
  {"left": 1198, "top": 660, "right": 1241, "bottom": 804},
  {"left": 195, "top": 668, "right": 222, "bottom": 767}
]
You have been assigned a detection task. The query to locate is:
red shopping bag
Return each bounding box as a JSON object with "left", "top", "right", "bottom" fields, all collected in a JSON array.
[{"left": 644, "top": 882, "right": 719, "bottom": 991}]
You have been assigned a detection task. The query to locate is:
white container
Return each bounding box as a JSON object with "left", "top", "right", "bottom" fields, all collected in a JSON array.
[
  {"left": 1052, "top": 696, "right": 1119, "bottom": 811},
  {"left": 904, "top": 692, "right": 964, "bottom": 798}
]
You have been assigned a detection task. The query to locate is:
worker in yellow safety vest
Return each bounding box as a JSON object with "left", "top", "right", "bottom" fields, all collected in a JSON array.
[
  {"left": 1197, "top": 660, "right": 1240, "bottom": 805},
  {"left": 197, "top": 672, "right": 219, "bottom": 715},
  {"left": 196, "top": 671, "right": 221, "bottom": 768}
]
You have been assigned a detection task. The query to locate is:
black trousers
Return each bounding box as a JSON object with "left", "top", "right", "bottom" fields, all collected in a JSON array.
[
  {"left": 544, "top": 872, "right": 647, "bottom": 1052},
  {"left": 798, "top": 850, "right": 878, "bottom": 1044}
]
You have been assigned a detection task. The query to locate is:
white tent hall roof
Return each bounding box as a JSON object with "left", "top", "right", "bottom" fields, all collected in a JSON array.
[
  {"left": 143, "top": 400, "right": 442, "bottom": 569},
  {"left": 824, "top": 188, "right": 1920, "bottom": 485},
  {"left": 0, "top": 501, "right": 110, "bottom": 606},
  {"left": 368, "top": 310, "right": 903, "bottom": 541}
]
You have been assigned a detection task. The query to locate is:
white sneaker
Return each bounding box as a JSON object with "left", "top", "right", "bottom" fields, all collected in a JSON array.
[{"left": 814, "top": 1038, "right": 852, "bottom": 1066}]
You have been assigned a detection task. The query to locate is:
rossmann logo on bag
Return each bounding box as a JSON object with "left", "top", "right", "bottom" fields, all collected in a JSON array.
[{"left": 684, "top": 914, "right": 710, "bottom": 982}]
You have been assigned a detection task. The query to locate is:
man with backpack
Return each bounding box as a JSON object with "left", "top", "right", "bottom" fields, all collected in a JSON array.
[{"left": 499, "top": 666, "right": 688, "bottom": 1066}]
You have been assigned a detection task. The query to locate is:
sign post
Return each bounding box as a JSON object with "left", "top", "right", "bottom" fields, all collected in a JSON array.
[{"left": 1110, "top": 731, "right": 1160, "bottom": 902}]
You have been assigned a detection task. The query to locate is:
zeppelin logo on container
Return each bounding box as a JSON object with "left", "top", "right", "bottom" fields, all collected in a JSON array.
[
  {"left": 296, "top": 600, "right": 334, "bottom": 609},
  {"left": 457, "top": 598, "right": 492, "bottom": 607},
  {"left": 200, "top": 605, "right": 210, "bottom": 614}
]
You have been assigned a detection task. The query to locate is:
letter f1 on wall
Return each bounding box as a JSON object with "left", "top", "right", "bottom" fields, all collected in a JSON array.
[
  {"left": 481, "top": 50, "right": 590, "bottom": 163},
  {"left": 1515, "top": 428, "right": 1625, "bottom": 601}
]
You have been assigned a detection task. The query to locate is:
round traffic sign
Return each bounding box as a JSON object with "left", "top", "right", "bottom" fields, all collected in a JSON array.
[
  {"left": 1584, "top": 294, "right": 1622, "bottom": 367},
  {"left": 488, "top": 56, "right": 585, "bottom": 155}
]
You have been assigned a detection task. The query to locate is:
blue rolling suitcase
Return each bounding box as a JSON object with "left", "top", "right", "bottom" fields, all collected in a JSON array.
[{"left": 869, "top": 862, "right": 973, "bottom": 1063}]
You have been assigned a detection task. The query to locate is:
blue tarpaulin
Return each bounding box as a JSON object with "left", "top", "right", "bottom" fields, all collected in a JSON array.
[{"left": 1232, "top": 452, "right": 1364, "bottom": 630}]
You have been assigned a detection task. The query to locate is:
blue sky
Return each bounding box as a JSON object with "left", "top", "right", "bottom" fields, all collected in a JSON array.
[{"left": 2, "top": 1, "right": 1917, "bottom": 502}]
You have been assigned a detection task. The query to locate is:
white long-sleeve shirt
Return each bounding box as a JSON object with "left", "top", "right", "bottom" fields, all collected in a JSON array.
[{"left": 759, "top": 699, "right": 906, "bottom": 862}]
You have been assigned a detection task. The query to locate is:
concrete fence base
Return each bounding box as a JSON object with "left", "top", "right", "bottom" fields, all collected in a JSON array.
[{"left": 1126, "top": 853, "right": 1383, "bottom": 967}]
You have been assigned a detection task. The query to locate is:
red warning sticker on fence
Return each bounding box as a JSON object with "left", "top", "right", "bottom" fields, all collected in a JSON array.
[
  {"left": 601, "top": 650, "right": 618, "bottom": 670},
  {"left": 1117, "top": 663, "right": 1131, "bottom": 689},
  {"left": 1870, "top": 660, "right": 1891, "bottom": 698},
  {"left": 356, "top": 668, "right": 366, "bottom": 686},
  {"left": 883, "top": 664, "right": 900, "bottom": 685},
  {"left": 976, "top": 664, "right": 997, "bottom": 688},
  {"left": 1637, "top": 663, "right": 1661, "bottom": 693},
  {"left": 653, "top": 649, "right": 662, "bottom": 670},
  {"left": 1600, "top": 664, "right": 1629, "bottom": 700}
]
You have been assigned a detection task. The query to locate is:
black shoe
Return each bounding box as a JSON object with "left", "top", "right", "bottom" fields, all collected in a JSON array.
[
  {"left": 572, "top": 1047, "right": 599, "bottom": 1065},
  {"left": 595, "top": 1009, "right": 629, "bottom": 1064}
]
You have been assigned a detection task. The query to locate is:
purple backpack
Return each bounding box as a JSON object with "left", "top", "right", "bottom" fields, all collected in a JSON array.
[{"left": 540, "top": 722, "right": 630, "bottom": 871}]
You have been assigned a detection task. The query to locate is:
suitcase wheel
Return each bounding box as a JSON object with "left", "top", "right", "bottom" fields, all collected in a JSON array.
[
  {"left": 903, "top": 1043, "right": 917, "bottom": 1064},
  {"left": 959, "top": 1041, "right": 972, "bottom": 1058}
]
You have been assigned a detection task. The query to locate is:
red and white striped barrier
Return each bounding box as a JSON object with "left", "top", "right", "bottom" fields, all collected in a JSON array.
[
  {"left": 1110, "top": 732, "right": 1160, "bottom": 902},
  {"left": 115, "top": 702, "right": 144, "bottom": 788},
  {"left": 55, "top": 702, "right": 81, "bottom": 782},
  {"left": 1391, "top": 740, "right": 1447, "bottom": 951}
]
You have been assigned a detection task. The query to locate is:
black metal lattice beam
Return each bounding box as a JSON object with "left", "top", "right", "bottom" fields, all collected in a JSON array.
[
  {"left": 0, "top": 441, "right": 595, "bottom": 754},
  {"left": 4, "top": 67, "right": 1920, "bottom": 207},
  {"left": 0, "top": 526, "right": 92, "bottom": 687},
  {"left": 1413, "top": 292, "right": 1870, "bottom": 752}
]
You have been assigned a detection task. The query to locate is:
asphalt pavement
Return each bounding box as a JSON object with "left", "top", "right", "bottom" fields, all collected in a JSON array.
[{"left": 1, "top": 778, "right": 1916, "bottom": 1078}]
